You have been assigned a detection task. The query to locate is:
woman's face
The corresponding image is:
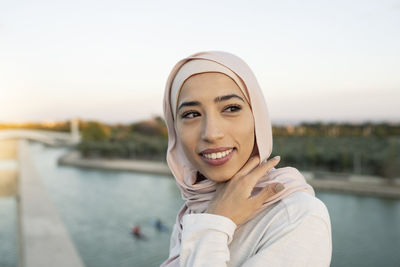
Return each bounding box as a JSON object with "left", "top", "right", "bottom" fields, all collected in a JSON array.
[{"left": 175, "top": 72, "right": 255, "bottom": 183}]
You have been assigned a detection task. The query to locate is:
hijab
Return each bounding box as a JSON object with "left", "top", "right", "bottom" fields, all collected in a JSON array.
[{"left": 160, "top": 51, "right": 314, "bottom": 266}]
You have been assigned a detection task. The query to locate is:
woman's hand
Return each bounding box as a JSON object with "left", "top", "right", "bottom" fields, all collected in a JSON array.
[{"left": 206, "top": 155, "right": 284, "bottom": 226}]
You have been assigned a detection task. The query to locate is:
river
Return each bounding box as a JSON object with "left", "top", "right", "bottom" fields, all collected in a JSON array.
[{"left": 0, "top": 142, "right": 399, "bottom": 267}]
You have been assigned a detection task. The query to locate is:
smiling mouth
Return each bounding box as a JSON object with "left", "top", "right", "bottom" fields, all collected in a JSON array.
[
  {"left": 199, "top": 148, "right": 235, "bottom": 166},
  {"left": 202, "top": 148, "right": 233, "bottom": 159}
]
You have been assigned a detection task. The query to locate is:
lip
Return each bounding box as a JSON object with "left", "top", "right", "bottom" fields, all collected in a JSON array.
[{"left": 199, "top": 147, "right": 235, "bottom": 166}]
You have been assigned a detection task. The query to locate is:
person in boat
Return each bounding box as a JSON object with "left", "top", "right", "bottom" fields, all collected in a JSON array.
[
  {"left": 150, "top": 218, "right": 169, "bottom": 232},
  {"left": 160, "top": 51, "right": 332, "bottom": 266},
  {"left": 155, "top": 218, "right": 168, "bottom": 232},
  {"left": 132, "top": 225, "right": 145, "bottom": 239}
]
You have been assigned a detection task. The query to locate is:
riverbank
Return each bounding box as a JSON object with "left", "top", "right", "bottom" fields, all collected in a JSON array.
[
  {"left": 306, "top": 173, "right": 400, "bottom": 198},
  {"left": 58, "top": 150, "right": 171, "bottom": 175},
  {"left": 58, "top": 150, "right": 400, "bottom": 198}
]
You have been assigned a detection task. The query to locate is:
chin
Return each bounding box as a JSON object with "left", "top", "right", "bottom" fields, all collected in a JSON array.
[{"left": 202, "top": 169, "right": 235, "bottom": 183}]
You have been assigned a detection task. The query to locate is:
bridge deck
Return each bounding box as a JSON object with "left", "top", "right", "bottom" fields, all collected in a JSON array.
[{"left": 0, "top": 129, "right": 80, "bottom": 146}]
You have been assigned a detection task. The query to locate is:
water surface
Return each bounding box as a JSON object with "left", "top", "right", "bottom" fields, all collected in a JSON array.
[{"left": 1, "top": 142, "right": 399, "bottom": 267}]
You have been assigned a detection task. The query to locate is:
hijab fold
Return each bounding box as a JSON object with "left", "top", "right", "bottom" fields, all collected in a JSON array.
[{"left": 160, "top": 51, "right": 314, "bottom": 267}]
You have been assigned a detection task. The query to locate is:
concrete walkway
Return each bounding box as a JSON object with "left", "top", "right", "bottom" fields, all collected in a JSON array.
[{"left": 18, "top": 140, "right": 85, "bottom": 267}]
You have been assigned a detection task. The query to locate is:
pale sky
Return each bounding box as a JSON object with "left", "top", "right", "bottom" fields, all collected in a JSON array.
[{"left": 1, "top": 0, "right": 399, "bottom": 124}]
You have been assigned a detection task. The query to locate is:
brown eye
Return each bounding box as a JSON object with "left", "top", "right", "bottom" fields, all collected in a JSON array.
[
  {"left": 181, "top": 111, "right": 201, "bottom": 119},
  {"left": 224, "top": 105, "right": 242, "bottom": 113}
]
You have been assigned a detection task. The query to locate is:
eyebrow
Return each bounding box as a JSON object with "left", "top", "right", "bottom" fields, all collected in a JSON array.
[
  {"left": 178, "top": 94, "right": 245, "bottom": 111},
  {"left": 177, "top": 101, "right": 201, "bottom": 111},
  {"left": 214, "top": 94, "right": 245, "bottom": 103}
]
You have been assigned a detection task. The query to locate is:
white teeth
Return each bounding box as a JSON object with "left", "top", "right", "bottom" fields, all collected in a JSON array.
[{"left": 203, "top": 149, "right": 233, "bottom": 160}]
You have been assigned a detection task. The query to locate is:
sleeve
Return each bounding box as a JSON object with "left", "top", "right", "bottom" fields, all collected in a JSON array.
[
  {"left": 179, "top": 211, "right": 331, "bottom": 267},
  {"left": 179, "top": 213, "right": 237, "bottom": 267},
  {"left": 242, "top": 214, "right": 332, "bottom": 267},
  {"left": 168, "top": 222, "right": 180, "bottom": 258}
]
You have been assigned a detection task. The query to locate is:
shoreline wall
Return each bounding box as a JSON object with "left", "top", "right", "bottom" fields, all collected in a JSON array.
[{"left": 58, "top": 150, "right": 400, "bottom": 199}]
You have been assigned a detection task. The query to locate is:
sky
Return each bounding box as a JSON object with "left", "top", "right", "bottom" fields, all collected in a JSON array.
[{"left": 1, "top": 0, "right": 399, "bottom": 124}]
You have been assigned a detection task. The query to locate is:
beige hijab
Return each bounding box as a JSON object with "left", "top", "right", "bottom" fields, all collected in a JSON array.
[{"left": 161, "top": 51, "right": 314, "bottom": 266}]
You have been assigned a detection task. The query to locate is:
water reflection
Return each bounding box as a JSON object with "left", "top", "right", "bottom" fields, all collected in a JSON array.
[
  {"left": 0, "top": 197, "right": 17, "bottom": 267},
  {"left": 317, "top": 192, "right": 400, "bottom": 267}
]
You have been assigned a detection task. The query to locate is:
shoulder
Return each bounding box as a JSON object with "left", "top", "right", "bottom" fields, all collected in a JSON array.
[
  {"left": 280, "top": 191, "right": 331, "bottom": 225},
  {"left": 238, "top": 193, "right": 332, "bottom": 266},
  {"left": 248, "top": 191, "right": 331, "bottom": 241},
  {"left": 257, "top": 192, "right": 332, "bottom": 251}
]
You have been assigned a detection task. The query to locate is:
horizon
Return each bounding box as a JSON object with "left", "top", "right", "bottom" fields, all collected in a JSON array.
[
  {"left": 1, "top": 116, "right": 399, "bottom": 127},
  {"left": 1, "top": 0, "right": 399, "bottom": 123}
]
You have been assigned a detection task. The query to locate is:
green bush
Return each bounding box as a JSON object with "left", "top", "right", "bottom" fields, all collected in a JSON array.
[
  {"left": 273, "top": 136, "right": 400, "bottom": 176},
  {"left": 76, "top": 134, "right": 168, "bottom": 161}
]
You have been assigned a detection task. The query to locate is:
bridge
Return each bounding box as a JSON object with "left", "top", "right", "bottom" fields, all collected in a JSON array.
[
  {"left": 0, "top": 119, "right": 80, "bottom": 146},
  {"left": 0, "top": 119, "right": 85, "bottom": 267}
]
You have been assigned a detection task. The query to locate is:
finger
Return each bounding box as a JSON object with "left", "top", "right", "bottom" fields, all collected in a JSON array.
[
  {"left": 233, "top": 155, "right": 260, "bottom": 179},
  {"left": 250, "top": 183, "right": 285, "bottom": 204},
  {"left": 246, "top": 156, "right": 280, "bottom": 187}
]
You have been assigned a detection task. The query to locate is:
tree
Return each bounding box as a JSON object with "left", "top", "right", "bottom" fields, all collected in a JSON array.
[{"left": 81, "top": 121, "right": 111, "bottom": 141}]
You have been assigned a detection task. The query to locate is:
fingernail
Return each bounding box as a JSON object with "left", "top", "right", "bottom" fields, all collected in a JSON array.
[
  {"left": 273, "top": 156, "right": 280, "bottom": 161},
  {"left": 275, "top": 183, "right": 284, "bottom": 192}
]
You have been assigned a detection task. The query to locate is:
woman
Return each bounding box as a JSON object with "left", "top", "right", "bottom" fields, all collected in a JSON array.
[{"left": 161, "top": 51, "right": 332, "bottom": 266}]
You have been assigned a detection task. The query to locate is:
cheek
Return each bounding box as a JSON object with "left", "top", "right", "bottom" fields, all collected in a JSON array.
[
  {"left": 176, "top": 124, "right": 198, "bottom": 157},
  {"left": 236, "top": 114, "right": 255, "bottom": 151}
]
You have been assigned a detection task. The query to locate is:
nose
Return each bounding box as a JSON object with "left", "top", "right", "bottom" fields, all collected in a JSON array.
[{"left": 200, "top": 115, "right": 224, "bottom": 143}]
